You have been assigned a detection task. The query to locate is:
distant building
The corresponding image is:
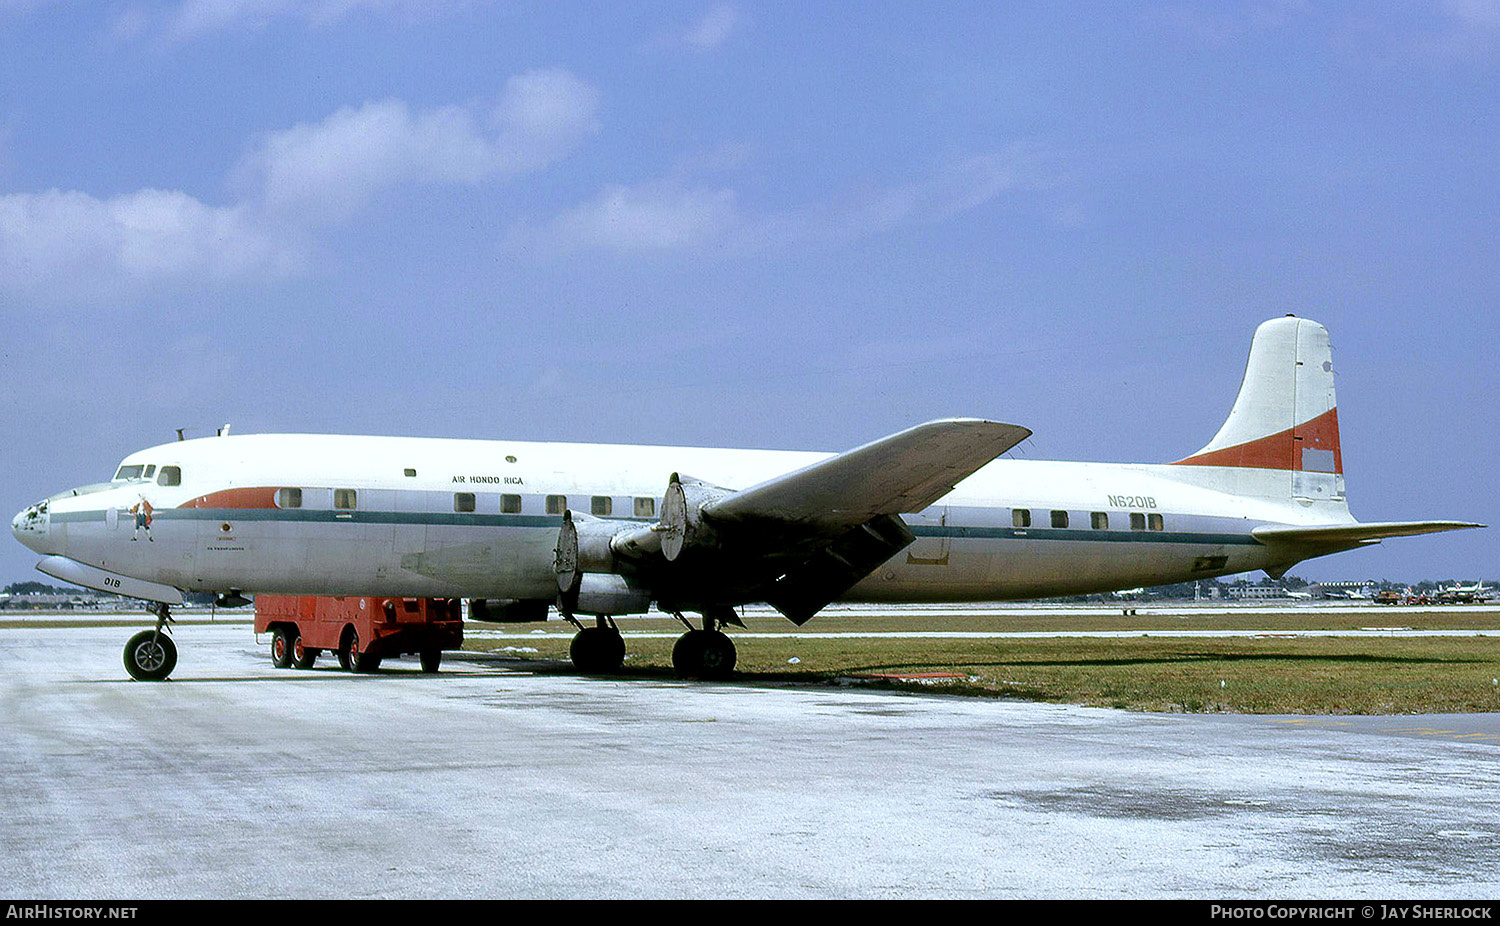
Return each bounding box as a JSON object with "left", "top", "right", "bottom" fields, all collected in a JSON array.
[{"left": 1226, "top": 586, "right": 1291, "bottom": 600}]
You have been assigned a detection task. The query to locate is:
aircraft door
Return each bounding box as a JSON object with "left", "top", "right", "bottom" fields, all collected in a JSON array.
[{"left": 904, "top": 506, "right": 951, "bottom": 567}]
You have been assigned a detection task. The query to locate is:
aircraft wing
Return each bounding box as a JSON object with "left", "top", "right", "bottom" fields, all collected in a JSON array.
[
  {"left": 605, "top": 418, "right": 1029, "bottom": 624},
  {"left": 1252, "top": 520, "right": 1483, "bottom": 548},
  {"left": 705, "top": 418, "right": 1031, "bottom": 529}
]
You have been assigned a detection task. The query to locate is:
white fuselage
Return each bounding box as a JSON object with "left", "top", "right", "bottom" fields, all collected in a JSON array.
[{"left": 13, "top": 432, "right": 1351, "bottom": 608}]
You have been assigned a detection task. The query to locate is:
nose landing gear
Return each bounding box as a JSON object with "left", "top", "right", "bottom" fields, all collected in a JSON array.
[{"left": 123, "top": 603, "right": 177, "bottom": 681}]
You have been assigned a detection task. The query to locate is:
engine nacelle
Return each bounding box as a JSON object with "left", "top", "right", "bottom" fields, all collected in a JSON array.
[
  {"left": 658, "top": 474, "right": 733, "bottom": 561},
  {"left": 554, "top": 511, "right": 639, "bottom": 593},
  {"left": 569, "top": 474, "right": 733, "bottom": 567},
  {"left": 553, "top": 511, "right": 655, "bottom": 616},
  {"left": 572, "top": 573, "right": 652, "bottom": 616}
]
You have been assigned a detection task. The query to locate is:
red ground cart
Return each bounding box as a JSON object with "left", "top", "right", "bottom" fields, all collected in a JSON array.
[{"left": 254, "top": 595, "right": 464, "bottom": 673}]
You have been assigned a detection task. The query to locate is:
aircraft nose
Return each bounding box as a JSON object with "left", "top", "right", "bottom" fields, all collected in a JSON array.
[
  {"left": 12, "top": 507, "right": 30, "bottom": 547},
  {"left": 12, "top": 501, "right": 49, "bottom": 554}
]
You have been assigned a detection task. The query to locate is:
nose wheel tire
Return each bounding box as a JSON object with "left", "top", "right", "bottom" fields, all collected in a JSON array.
[{"left": 123, "top": 630, "right": 177, "bottom": 681}]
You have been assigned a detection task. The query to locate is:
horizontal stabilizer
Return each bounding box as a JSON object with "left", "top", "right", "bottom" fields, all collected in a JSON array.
[
  {"left": 705, "top": 418, "right": 1030, "bottom": 528},
  {"left": 1252, "top": 521, "right": 1483, "bottom": 547}
]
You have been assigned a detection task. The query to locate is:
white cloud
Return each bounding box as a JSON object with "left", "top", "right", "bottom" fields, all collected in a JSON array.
[
  {"left": 524, "top": 181, "right": 739, "bottom": 253},
  {"left": 243, "top": 69, "right": 600, "bottom": 222},
  {"left": 3, "top": 69, "right": 596, "bottom": 299},
  {"left": 683, "top": 3, "right": 740, "bottom": 50},
  {"left": 0, "top": 0, "right": 68, "bottom": 13},
  {"left": 1423, "top": 0, "right": 1500, "bottom": 61},
  {"left": 515, "top": 147, "right": 1041, "bottom": 257},
  {"left": 641, "top": 3, "right": 742, "bottom": 54},
  {"left": 0, "top": 188, "right": 303, "bottom": 298},
  {"left": 144, "top": 0, "right": 458, "bottom": 42}
]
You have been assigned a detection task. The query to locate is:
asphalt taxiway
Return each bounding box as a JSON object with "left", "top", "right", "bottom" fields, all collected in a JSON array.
[{"left": 1, "top": 623, "right": 1497, "bottom": 899}]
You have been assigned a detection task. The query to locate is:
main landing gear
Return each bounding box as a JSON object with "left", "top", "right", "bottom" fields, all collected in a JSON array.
[
  {"left": 669, "top": 606, "right": 738, "bottom": 681},
  {"left": 563, "top": 614, "right": 627, "bottom": 674},
  {"left": 123, "top": 603, "right": 178, "bottom": 681},
  {"left": 561, "top": 607, "right": 740, "bottom": 681}
]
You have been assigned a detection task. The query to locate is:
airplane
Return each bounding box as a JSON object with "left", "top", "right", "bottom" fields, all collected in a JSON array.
[
  {"left": 1435, "top": 581, "right": 1494, "bottom": 604},
  {"left": 1318, "top": 583, "right": 1374, "bottom": 600},
  {"left": 11, "top": 316, "right": 1482, "bottom": 681}
]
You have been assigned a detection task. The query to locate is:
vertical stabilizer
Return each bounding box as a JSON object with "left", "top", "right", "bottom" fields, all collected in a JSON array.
[{"left": 1172, "top": 316, "right": 1346, "bottom": 505}]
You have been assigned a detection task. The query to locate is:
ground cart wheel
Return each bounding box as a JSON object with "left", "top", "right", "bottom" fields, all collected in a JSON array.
[
  {"left": 292, "top": 636, "right": 318, "bottom": 669},
  {"left": 270, "top": 627, "right": 294, "bottom": 669}
]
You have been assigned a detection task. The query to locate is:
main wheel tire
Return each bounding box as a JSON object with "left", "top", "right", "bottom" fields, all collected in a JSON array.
[
  {"left": 697, "top": 630, "right": 737, "bottom": 680},
  {"left": 270, "top": 627, "right": 295, "bottom": 669},
  {"left": 672, "top": 629, "right": 707, "bottom": 678},
  {"left": 570, "top": 626, "right": 625, "bottom": 674},
  {"left": 673, "top": 629, "right": 736, "bottom": 680},
  {"left": 123, "top": 631, "right": 177, "bottom": 681}
]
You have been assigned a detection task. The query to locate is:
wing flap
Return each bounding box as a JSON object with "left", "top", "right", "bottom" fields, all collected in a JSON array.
[{"left": 704, "top": 418, "right": 1029, "bottom": 528}]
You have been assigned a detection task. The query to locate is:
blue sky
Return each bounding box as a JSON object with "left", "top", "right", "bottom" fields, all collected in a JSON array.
[{"left": 3, "top": 1, "right": 1497, "bottom": 586}]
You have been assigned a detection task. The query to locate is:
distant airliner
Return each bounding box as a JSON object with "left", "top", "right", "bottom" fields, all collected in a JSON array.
[
  {"left": 11, "top": 316, "right": 1480, "bottom": 680},
  {"left": 1436, "top": 581, "right": 1494, "bottom": 604}
]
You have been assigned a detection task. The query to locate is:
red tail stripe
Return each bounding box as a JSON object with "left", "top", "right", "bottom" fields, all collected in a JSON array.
[{"left": 1173, "top": 408, "right": 1342, "bottom": 473}]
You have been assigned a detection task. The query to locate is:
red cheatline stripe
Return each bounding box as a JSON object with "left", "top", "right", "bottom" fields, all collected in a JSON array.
[
  {"left": 179, "top": 487, "right": 280, "bottom": 509},
  {"left": 1173, "top": 407, "right": 1342, "bottom": 473}
]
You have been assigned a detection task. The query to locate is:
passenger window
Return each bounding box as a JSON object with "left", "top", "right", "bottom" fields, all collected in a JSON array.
[
  {"left": 276, "top": 488, "right": 302, "bottom": 509},
  {"left": 546, "top": 495, "right": 568, "bottom": 515},
  {"left": 591, "top": 496, "right": 612, "bottom": 516},
  {"left": 334, "top": 489, "right": 357, "bottom": 510},
  {"left": 1130, "top": 512, "right": 1146, "bottom": 531},
  {"left": 1050, "top": 510, "right": 1069, "bottom": 529},
  {"left": 1012, "top": 509, "right": 1031, "bottom": 528},
  {"left": 454, "top": 492, "right": 476, "bottom": 513},
  {"left": 502, "top": 494, "right": 522, "bottom": 514},
  {"left": 158, "top": 466, "right": 181, "bottom": 487},
  {"left": 1091, "top": 512, "right": 1109, "bottom": 530},
  {"left": 1148, "top": 513, "right": 1165, "bottom": 531},
  {"left": 635, "top": 497, "right": 656, "bottom": 518}
]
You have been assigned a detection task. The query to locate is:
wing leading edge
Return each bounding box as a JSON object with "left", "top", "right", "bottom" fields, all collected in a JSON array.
[{"left": 705, "top": 418, "right": 1031, "bottom": 528}]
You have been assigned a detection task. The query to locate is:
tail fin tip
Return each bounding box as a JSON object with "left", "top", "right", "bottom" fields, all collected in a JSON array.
[{"left": 1174, "top": 316, "right": 1341, "bottom": 475}]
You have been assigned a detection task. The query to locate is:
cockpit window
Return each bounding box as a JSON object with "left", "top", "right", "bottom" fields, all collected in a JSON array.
[
  {"left": 114, "top": 465, "right": 146, "bottom": 481},
  {"left": 158, "top": 466, "right": 181, "bottom": 487}
]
